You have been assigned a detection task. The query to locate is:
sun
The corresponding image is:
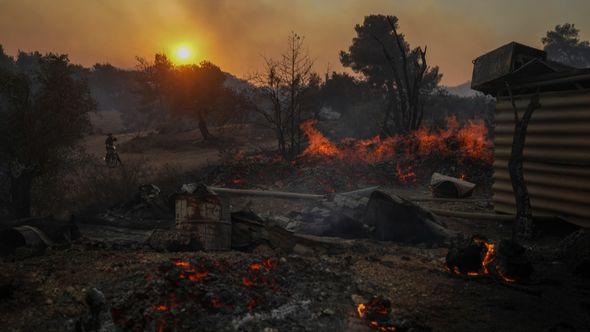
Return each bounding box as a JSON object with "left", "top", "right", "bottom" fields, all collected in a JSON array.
[{"left": 172, "top": 44, "right": 195, "bottom": 65}]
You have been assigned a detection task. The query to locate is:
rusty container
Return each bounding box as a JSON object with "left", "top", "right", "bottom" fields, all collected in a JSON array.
[{"left": 174, "top": 188, "right": 231, "bottom": 251}]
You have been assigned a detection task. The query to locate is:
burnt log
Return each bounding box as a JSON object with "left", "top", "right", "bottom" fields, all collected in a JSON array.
[
  {"left": 494, "top": 239, "right": 534, "bottom": 281},
  {"left": 362, "top": 190, "right": 450, "bottom": 244},
  {"left": 445, "top": 236, "right": 489, "bottom": 274},
  {"left": 446, "top": 236, "right": 533, "bottom": 282}
]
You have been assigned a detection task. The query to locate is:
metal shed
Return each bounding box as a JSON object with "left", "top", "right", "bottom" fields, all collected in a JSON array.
[{"left": 472, "top": 42, "right": 590, "bottom": 227}]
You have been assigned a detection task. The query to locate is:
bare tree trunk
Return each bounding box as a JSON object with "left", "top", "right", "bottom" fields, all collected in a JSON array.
[
  {"left": 372, "top": 18, "right": 430, "bottom": 135},
  {"left": 505, "top": 85, "right": 542, "bottom": 240},
  {"left": 197, "top": 109, "right": 213, "bottom": 141}
]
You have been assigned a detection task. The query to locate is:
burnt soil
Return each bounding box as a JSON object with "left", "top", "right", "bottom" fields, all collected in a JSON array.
[{"left": 1, "top": 190, "right": 589, "bottom": 332}]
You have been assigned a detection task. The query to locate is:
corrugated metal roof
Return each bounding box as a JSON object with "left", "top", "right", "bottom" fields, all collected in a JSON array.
[{"left": 493, "top": 89, "right": 590, "bottom": 227}]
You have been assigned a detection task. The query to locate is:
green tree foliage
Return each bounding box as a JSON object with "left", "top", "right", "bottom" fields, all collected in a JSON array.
[
  {"left": 137, "top": 54, "right": 241, "bottom": 140},
  {"left": 542, "top": 23, "right": 590, "bottom": 68},
  {"left": 172, "top": 61, "right": 230, "bottom": 140},
  {"left": 134, "top": 54, "right": 175, "bottom": 134},
  {"left": 0, "top": 47, "right": 95, "bottom": 217},
  {"left": 321, "top": 72, "right": 366, "bottom": 116},
  {"left": 340, "top": 15, "right": 441, "bottom": 135}
]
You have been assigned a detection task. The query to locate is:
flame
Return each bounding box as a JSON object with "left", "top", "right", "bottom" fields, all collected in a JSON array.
[
  {"left": 357, "top": 303, "right": 366, "bottom": 317},
  {"left": 299, "top": 116, "right": 492, "bottom": 182},
  {"left": 473, "top": 237, "right": 495, "bottom": 275},
  {"left": 300, "top": 120, "right": 343, "bottom": 158}
]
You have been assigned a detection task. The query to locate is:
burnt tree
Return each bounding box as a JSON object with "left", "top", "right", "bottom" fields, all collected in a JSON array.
[
  {"left": 505, "top": 83, "right": 542, "bottom": 240},
  {"left": 251, "top": 32, "right": 314, "bottom": 159},
  {"left": 340, "top": 15, "right": 441, "bottom": 136}
]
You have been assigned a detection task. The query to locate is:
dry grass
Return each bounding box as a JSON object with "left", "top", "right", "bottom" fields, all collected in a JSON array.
[{"left": 52, "top": 157, "right": 192, "bottom": 215}]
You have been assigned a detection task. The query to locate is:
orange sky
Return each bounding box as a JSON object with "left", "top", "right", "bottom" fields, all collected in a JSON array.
[{"left": 0, "top": 0, "right": 589, "bottom": 86}]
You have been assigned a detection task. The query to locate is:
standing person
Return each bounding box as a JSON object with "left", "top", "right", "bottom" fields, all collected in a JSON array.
[{"left": 104, "top": 133, "right": 121, "bottom": 167}]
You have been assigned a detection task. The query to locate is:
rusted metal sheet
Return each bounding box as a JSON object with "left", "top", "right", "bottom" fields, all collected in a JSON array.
[
  {"left": 493, "top": 89, "right": 590, "bottom": 227},
  {"left": 174, "top": 193, "right": 231, "bottom": 251},
  {"left": 472, "top": 42, "right": 547, "bottom": 93}
]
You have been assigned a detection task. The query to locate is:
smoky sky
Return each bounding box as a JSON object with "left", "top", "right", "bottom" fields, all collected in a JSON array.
[{"left": 0, "top": 0, "right": 588, "bottom": 85}]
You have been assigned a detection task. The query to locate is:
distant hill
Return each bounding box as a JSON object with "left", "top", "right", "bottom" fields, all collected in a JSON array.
[
  {"left": 446, "top": 81, "right": 478, "bottom": 98},
  {"left": 223, "top": 72, "right": 253, "bottom": 92}
]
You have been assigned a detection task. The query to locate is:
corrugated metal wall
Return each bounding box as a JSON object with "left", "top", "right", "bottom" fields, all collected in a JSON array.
[{"left": 494, "top": 90, "right": 590, "bottom": 227}]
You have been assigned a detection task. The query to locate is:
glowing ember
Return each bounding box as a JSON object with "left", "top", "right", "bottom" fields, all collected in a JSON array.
[
  {"left": 242, "top": 277, "right": 255, "bottom": 287},
  {"left": 172, "top": 259, "right": 210, "bottom": 282},
  {"left": 232, "top": 178, "right": 246, "bottom": 185},
  {"left": 187, "top": 270, "right": 208, "bottom": 282},
  {"left": 356, "top": 297, "right": 397, "bottom": 331},
  {"left": 395, "top": 164, "right": 417, "bottom": 184},
  {"left": 172, "top": 259, "right": 190, "bottom": 268}
]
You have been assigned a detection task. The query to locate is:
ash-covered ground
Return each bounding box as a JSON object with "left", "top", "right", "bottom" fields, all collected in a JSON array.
[{"left": 1, "top": 187, "right": 589, "bottom": 332}]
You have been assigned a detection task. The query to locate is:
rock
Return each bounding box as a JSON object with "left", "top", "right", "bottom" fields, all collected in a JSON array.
[
  {"left": 76, "top": 288, "right": 116, "bottom": 332},
  {"left": 321, "top": 308, "right": 335, "bottom": 316},
  {"left": 293, "top": 243, "right": 315, "bottom": 256},
  {"left": 430, "top": 172, "right": 476, "bottom": 198},
  {"left": 318, "top": 106, "right": 341, "bottom": 121}
]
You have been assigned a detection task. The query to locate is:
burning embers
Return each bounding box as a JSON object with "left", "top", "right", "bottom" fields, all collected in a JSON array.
[
  {"left": 356, "top": 296, "right": 397, "bottom": 331},
  {"left": 445, "top": 236, "right": 533, "bottom": 283},
  {"left": 111, "top": 257, "right": 283, "bottom": 331}
]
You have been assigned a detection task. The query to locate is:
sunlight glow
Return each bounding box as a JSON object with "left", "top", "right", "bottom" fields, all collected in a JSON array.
[{"left": 172, "top": 43, "right": 196, "bottom": 65}]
